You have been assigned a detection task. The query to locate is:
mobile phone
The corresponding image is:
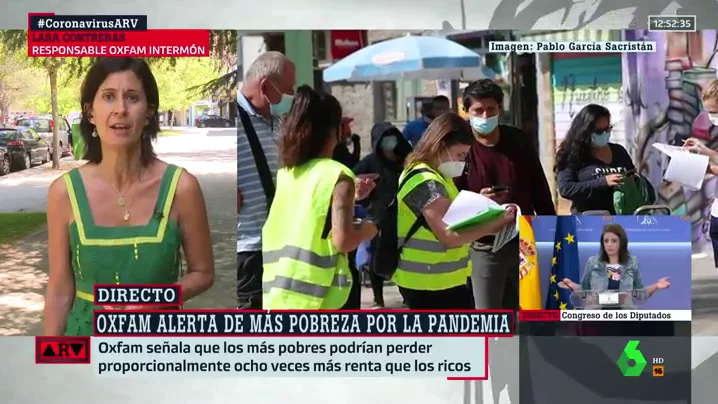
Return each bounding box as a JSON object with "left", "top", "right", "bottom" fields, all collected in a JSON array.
[{"left": 491, "top": 185, "right": 508, "bottom": 192}]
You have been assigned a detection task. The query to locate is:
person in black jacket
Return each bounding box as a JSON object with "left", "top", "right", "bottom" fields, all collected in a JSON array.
[
  {"left": 556, "top": 104, "right": 635, "bottom": 214},
  {"left": 334, "top": 116, "right": 366, "bottom": 310},
  {"left": 354, "top": 122, "right": 412, "bottom": 307},
  {"left": 332, "top": 117, "right": 361, "bottom": 168}
]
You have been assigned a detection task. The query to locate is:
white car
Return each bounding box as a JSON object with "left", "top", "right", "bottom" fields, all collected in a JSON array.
[{"left": 15, "top": 116, "right": 73, "bottom": 158}]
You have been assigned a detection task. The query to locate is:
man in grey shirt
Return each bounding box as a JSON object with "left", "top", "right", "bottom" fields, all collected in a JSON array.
[{"left": 237, "top": 51, "right": 296, "bottom": 309}]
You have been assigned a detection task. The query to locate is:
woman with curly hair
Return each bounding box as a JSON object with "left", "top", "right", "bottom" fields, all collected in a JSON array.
[{"left": 556, "top": 104, "right": 635, "bottom": 214}]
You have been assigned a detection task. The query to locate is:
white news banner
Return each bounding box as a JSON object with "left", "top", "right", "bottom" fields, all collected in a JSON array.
[
  {"left": 560, "top": 310, "right": 691, "bottom": 321},
  {"left": 92, "top": 337, "right": 488, "bottom": 378}
]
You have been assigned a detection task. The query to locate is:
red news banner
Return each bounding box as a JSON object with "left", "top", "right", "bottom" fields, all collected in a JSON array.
[{"left": 28, "top": 27, "right": 210, "bottom": 57}]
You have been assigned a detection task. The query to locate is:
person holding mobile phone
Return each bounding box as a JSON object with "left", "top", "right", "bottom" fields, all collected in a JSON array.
[{"left": 456, "top": 79, "right": 556, "bottom": 311}]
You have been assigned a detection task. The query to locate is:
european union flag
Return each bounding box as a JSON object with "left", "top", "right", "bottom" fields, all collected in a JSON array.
[{"left": 545, "top": 216, "right": 580, "bottom": 310}]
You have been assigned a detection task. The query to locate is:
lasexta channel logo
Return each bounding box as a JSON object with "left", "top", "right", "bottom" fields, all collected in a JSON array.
[{"left": 617, "top": 340, "right": 647, "bottom": 376}]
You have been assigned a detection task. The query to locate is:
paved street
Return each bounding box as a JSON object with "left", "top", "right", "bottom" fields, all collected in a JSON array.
[
  {"left": 0, "top": 129, "right": 237, "bottom": 335},
  {"left": 0, "top": 128, "right": 716, "bottom": 336}
]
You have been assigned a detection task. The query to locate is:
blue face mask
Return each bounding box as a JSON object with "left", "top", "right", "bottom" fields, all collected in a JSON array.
[
  {"left": 591, "top": 131, "right": 611, "bottom": 147},
  {"left": 380, "top": 136, "right": 398, "bottom": 150},
  {"left": 469, "top": 115, "right": 499, "bottom": 135},
  {"left": 266, "top": 82, "right": 294, "bottom": 116}
]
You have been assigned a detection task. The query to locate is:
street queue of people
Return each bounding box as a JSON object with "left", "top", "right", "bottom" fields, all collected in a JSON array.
[{"left": 237, "top": 50, "right": 653, "bottom": 312}]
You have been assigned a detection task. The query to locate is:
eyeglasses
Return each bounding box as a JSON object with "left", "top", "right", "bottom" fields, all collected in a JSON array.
[{"left": 596, "top": 125, "right": 613, "bottom": 133}]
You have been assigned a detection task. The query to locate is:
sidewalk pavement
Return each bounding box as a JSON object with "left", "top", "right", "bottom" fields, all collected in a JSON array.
[{"left": 0, "top": 135, "right": 237, "bottom": 335}]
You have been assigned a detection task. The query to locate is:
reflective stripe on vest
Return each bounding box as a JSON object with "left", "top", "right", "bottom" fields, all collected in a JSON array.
[
  {"left": 261, "top": 158, "right": 356, "bottom": 309},
  {"left": 263, "top": 273, "right": 352, "bottom": 298},
  {"left": 263, "top": 245, "right": 339, "bottom": 269},
  {"left": 393, "top": 163, "right": 471, "bottom": 291}
]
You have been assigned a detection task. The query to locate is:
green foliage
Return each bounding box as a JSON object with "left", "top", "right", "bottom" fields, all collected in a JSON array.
[
  {"left": 153, "top": 58, "right": 222, "bottom": 111},
  {"left": 0, "top": 30, "right": 238, "bottom": 114},
  {"left": 21, "top": 69, "right": 81, "bottom": 115}
]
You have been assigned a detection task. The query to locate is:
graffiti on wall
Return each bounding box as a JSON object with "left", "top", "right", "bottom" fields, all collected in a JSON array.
[
  {"left": 623, "top": 30, "right": 718, "bottom": 251},
  {"left": 552, "top": 54, "right": 625, "bottom": 146}
]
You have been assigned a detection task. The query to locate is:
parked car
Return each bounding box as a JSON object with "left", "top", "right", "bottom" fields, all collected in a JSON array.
[
  {"left": 15, "top": 115, "right": 72, "bottom": 159},
  {"left": 195, "top": 114, "right": 233, "bottom": 128},
  {"left": 0, "top": 126, "right": 51, "bottom": 172},
  {"left": 0, "top": 143, "right": 10, "bottom": 176}
]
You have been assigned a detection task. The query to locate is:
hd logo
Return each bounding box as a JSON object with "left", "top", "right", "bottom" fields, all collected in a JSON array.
[{"left": 617, "top": 340, "right": 648, "bottom": 376}]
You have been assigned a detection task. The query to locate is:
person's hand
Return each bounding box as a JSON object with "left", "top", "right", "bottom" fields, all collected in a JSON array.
[
  {"left": 500, "top": 205, "right": 517, "bottom": 226},
  {"left": 355, "top": 174, "right": 379, "bottom": 201},
  {"left": 683, "top": 138, "right": 712, "bottom": 156},
  {"left": 604, "top": 174, "right": 624, "bottom": 186},
  {"left": 558, "top": 278, "right": 579, "bottom": 292},
  {"left": 479, "top": 187, "right": 509, "bottom": 203},
  {"left": 656, "top": 277, "right": 671, "bottom": 289},
  {"left": 356, "top": 219, "right": 378, "bottom": 241},
  {"left": 484, "top": 207, "right": 516, "bottom": 234}
]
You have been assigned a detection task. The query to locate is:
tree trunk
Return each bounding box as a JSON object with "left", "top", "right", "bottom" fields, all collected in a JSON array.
[{"left": 48, "top": 65, "right": 60, "bottom": 169}]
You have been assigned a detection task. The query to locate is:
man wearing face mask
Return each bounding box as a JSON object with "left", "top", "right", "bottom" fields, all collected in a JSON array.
[
  {"left": 236, "top": 51, "right": 296, "bottom": 309},
  {"left": 402, "top": 96, "right": 451, "bottom": 147},
  {"left": 354, "top": 122, "right": 413, "bottom": 307},
  {"left": 457, "top": 79, "right": 555, "bottom": 311}
]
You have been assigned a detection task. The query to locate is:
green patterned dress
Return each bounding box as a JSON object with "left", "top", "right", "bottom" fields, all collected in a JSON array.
[{"left": 63, "top": 164, "right": 184, "bottom": 336}]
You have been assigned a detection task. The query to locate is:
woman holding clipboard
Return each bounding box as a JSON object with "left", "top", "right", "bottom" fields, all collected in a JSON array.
[{"left": 393, "top": 112, "right": 516, "bottom": 309}]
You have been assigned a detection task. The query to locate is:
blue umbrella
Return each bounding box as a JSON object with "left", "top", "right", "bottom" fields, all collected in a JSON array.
[{"left": 323, "top": 35, "right": 495, "bottom": 82}]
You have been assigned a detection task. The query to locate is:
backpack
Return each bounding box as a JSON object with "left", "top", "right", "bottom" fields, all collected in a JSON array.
[
  {"left": 613, "top": 173, "right": 656, "bottom": 214},
  {"left": 372, "top": 167, "right": 431, "bottom": 280}
]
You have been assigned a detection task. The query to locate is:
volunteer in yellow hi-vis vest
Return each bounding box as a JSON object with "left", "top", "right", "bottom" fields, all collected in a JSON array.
[
  {"left": 394, "top": 112, "right": 516, "bottom": 309},
  {"left": 262, "top": 86, "right": 378, "bottom": 310}
]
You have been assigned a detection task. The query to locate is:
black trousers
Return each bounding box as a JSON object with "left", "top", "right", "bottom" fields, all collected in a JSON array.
[
  {"left": 398, "top": 285, "right": 473, "bottom": 310},
  {"left": 237, "top": 251, "right": 263, "bottom": 309},
  {"left": 341, "top": 250, "right": 362, "bottom": 309}
]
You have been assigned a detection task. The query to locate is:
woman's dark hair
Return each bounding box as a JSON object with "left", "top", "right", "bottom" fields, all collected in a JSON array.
[
  {"left": 79, "top": 57, "right": 160, "bottom": 166},
  {"left": 280, "top": 85, "right": 343, "bottom": 167},
  {"left": 599, "top": 223, "right": 630, "bottom": 264},
  {"left": 555, "top": 104, "right": 611, "bottom": 171},
  {"left": 405, "top": 112, "right": 474, "bottom": 168}
]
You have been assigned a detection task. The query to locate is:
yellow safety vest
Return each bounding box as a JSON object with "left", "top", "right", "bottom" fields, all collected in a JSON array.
[
  {"left": 393, "top": 163, "right": 471, "bottom": 291},
  {"left": 262, "top": 158, "right": 355, "bottom": 309}
]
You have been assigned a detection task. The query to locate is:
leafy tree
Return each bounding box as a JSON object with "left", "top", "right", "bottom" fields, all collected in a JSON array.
[
  {"left": 22, "top": 69, "right": 81, "bottom": 117},
  {"left": 1, "top": 29, "right": 238, "bottom": 167},
  {"left": 145, "top": 58, "right": 222, "bottom": 128},
  {"left": 0, "top": 45, "right": 36, "bottom": 122},
  {"left": 0, "top": 30, "right": 72, "bottom": 167}
]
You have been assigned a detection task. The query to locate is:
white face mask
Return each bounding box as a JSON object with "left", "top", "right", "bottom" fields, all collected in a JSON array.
[
  {"left": 438, "top": 161, "right": 466, "bottom": 178},
  {"left": 437, "top": 149, "right": 466, "bottom": 178},
  {"left": 709, "top": 113, "right": 718, "bottom": 127}
]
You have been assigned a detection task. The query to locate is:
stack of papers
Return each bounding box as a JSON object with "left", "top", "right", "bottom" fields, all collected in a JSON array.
[
  {"left": 652, "top": 143, "right": 709, "bottom": 190},
  {"left": 442, "top": 190, "right": 520, "bottom": 252}
]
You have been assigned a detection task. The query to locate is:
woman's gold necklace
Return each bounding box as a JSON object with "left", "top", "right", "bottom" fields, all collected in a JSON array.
[{"left": 106, "top": 171, "right": 144, "bottom": 221}]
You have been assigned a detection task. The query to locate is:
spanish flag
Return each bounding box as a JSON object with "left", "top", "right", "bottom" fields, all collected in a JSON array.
[{"left": 519, "top": 215, "right": 542, "bottom": 310}]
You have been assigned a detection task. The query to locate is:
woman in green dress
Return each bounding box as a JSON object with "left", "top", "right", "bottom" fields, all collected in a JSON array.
[{"left": 44, "top": 58, "right": 215, "bottom": 336}]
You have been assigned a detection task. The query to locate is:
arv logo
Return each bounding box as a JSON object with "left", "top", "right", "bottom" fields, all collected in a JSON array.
[{"left": 617, "top": 340, "right": 647, "bottom": 376}]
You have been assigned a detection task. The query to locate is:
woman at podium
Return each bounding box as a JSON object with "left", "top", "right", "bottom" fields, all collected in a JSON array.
[
  {"left": 558, "top": 223, "right": 671, "bottom": 302},
  {"left": 556, "top": 223, "right": 673, "bottom": 336}
]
